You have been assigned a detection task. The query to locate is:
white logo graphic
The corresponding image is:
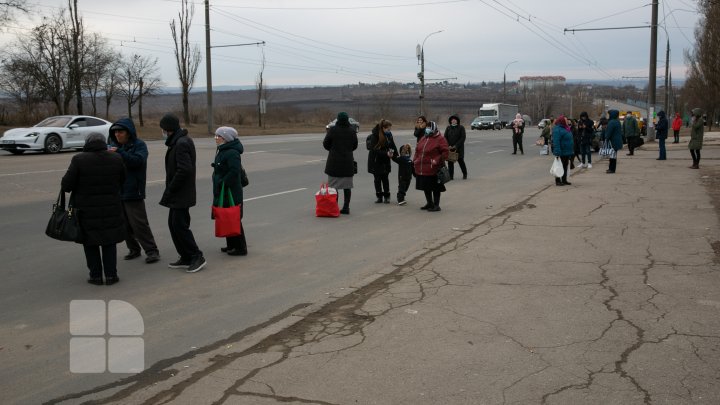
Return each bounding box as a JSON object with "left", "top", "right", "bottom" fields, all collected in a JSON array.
[{"left": 69, "top": 300, "right": 144, "bottom": 373}]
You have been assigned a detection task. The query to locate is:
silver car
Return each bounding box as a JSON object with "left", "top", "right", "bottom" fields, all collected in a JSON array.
[
  {"left": 325, "top": 117, "right": 360, "bottom": 133},
  {"left": 0, "top": 115, "right": 112, "bottom": 155}
]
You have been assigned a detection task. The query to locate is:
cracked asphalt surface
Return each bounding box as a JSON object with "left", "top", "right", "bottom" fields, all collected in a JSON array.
[{"left": 49, "top": 141, "right": 720, "bottom": 405}]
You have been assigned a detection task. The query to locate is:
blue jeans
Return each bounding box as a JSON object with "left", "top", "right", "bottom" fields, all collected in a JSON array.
[
  {"left": 658, "top": 138, "right": 666, "bottom": 159},
  {"left": 580, "top": 144, "right": 592, "bottom": 164}
]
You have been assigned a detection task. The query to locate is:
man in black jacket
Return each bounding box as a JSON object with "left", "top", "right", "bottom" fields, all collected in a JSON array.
[
  {"left": 109, "top": 118, "right": 160, "bottom": 263},
  {"left": 159, "top": 113, "right": 206, "bottom": 273}
]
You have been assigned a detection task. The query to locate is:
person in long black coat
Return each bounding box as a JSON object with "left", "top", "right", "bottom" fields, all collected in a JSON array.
[
  {"left": 212, "top": 126, "right": 247, "bottom": 255},
  {"left": 444, "top": 114, "right": 468, "bottom": 180},
  {"left": 61, "top": 133, "right": 126, "bottom": 285},
  {"left": 159, "top": 113, "right": 206, "bottom": 273},
  {"left": 366, "top": 119, "right": 398, "bottom": 204},
  {"left": 323, "top": 112, "right": 358, "bottom": 214}
]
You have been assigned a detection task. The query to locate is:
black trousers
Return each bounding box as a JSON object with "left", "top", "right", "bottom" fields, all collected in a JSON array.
[
  {"left": 83, "top": 244, "right": 117, "bottom": 279},
  {"left": 673, "top": 130, "right": 680, "bottom": 142},
  {"left": 123, "top": 199, "right": 159, "bottom": 255},
  {"left": 168, "top": 208, "right": 202, "bottom": 261},
  {"left": 424, "top": 190, "right": 441, "bottom": 207},
  {"left": 691, "top": 149, "right": 701, "bottom": 166},
  {"left": 512, "top": 133, "right": 524, "bottom": 153},
  {"left": 609, "top": 158, "right": 617, "bottom": 172},
  {"left": 555, "top": 156, "right": 570, "bottom": 184},
  {"left": 225, "top": 206, "right": 247, "bottom": 252},
  {"left": 373, "top": 173, "right": 390, "bottom": 196},
  {"left": 397, "top": 177, "right": 411, "bottom": 201},
  {"left": 448, "top": 159, "right": 467, "bottom": 178}
]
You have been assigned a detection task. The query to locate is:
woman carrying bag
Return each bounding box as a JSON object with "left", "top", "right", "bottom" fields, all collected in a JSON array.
[{"left": 212, "top": 127, "right": 247, "bottom": 256}]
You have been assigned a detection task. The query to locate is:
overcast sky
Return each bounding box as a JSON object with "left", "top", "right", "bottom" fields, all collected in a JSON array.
[{"left": 1, "top": 0, "right": 701, "bottom": 88}]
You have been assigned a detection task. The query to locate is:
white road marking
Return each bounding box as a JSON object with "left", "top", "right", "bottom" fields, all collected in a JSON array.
[
  {"left": 487, "top": 150, "right": 505, "bottom": 154},
  {"left": 466, "top": 140, "right": 484, "bottom": 144},
  {"left": 243, "top": 188, "right": 307, "bottom": 202},
  {"left": 0, "top": 169, "right": 66, "bottom": 177},
  {"left": 305, "top": 159, "right": 325, "bottom": 163},
  {"left": 147, "top": 180, "right": 165, "bottom": 184},
  {"left": 245, "top": 151, "right": 267, "bottom": 154}
]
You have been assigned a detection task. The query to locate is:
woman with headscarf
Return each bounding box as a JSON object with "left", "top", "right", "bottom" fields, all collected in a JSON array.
[
  {"left": 323, "top": 112, "right": 358, "bottom": 214},
  {"left": 61, "top": 133, "right": 126, "bottom": 285},
  {"left": 212, "top": 126, "right": 247, "bottom": 255},
  {"left": 413, "top": 121, "right": 450, "bottom": 211},
  {"left": 551, "top": 116, "right": 574, "bottom": 186}
]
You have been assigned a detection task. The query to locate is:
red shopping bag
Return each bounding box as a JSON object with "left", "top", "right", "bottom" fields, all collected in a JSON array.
[
  {"left": 212, "top": 183, "right": 242, "bottom": 237},
  {"left": 315, "top": 183, "right": 340, "bottom": 217}
]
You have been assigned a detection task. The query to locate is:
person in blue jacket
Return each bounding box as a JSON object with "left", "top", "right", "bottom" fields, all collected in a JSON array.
[
  {"left": 655, "top": 110, "right": 668, "bottom": 160},
  {"left": 603, "top": 109, "right": 623, "bottom": 173},
  {"left": 552, "top": 115, "right": 574, "bottom": 186},
  {"left": 108, "top": 117, "right": 160, "bottom": 264}
]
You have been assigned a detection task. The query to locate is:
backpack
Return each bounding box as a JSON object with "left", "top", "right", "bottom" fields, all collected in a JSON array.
[{"left": 366, "top": 133, "right": 374, "bottom": 150}]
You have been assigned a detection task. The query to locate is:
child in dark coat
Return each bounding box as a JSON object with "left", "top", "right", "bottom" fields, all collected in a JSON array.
[{"left": 394, "top": 144, "right": 414, "bottom": 205}]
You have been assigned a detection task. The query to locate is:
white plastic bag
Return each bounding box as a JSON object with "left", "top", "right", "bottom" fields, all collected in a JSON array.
[
  {"left": 540, "top": 145, "right": 549, "bottom": 155},
  {"left": 550, "top": 157, "right": 564, "bottom": 177}
]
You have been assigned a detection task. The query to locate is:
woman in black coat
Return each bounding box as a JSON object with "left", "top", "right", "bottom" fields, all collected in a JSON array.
[
  {"left": 366, "top": 119, "right": 398, "bottom": 204},
  {"left": 323, "top": 112, "right": 358, "bottom": 214},
  {"left": 61, "top": 133, "right": 126, "bottom": 285},
  {"left": 212, "top": 126, "right": 247, "bottom": 255},
  {"left": 444, "top": 114, "right": 468, "bottom": 180}
]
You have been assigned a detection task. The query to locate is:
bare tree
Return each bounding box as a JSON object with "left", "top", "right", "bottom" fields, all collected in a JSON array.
[
  {"left": 170, "top": 0, "right": 201, "bottom": 125},
  {"left": 0, "top": 55, "right": 43, "bottom": 117},
  {"left": 256, "top": 48, "right": 266, "bottom": 127},
  {"left": 684, "top": 0, "right": 720, "bottom": 130},
  {"left": 117, "top": 53, "right": 161, "bottom": 123},
  {"left": 0, "top": 0, "right": 29, "bottom": 27},
  {"left": 82, "top": 33, "right": 118, "bottom": 117},
  {"left": 100, "top": 55, "right": 122, "bottom": 119}
]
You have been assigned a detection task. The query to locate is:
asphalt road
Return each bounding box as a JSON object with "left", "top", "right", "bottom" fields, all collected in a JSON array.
[{"left": 0, "top": 126, "right": 556, "bottom": 404}]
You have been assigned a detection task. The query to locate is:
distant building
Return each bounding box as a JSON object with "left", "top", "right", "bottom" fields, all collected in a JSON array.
[{"left": 518, "top": 76, "right": 566, "bottom": 89}]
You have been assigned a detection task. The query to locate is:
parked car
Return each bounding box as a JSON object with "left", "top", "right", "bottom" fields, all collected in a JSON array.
[
  {"left": 0, "top": 115, "right": 112, "bottom": 155},
  {"left": 537, "top": 119, "right": 551, "bottom": 130},
  {"left": 470, "top": 116, "right": 499, "bottom": 130},
  {"left": 326, "top": 117, "right": 360, "bottom": 133}
]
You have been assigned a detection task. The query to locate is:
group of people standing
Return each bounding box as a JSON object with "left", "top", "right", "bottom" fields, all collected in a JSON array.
[
  {"left": 60, "top": 113, "right": 247, "bottom": 285},
  {"left": 546, "top": 107, "right": 706, "bottom": 186},
  {"left": 323, "top": 113, "right": 469, "bottom": 214}
]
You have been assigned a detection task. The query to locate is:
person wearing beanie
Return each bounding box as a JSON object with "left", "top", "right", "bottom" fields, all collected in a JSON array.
[
  {"left": 108, "top": 117, "right": 160, "bottom": 264},
  {"left": 688, "top": 108, "right": 704, "bottom": 169},
  {"left": 444, "top": 115, "right": 468, "bottom": 180},
  {"left": 158, "top": 113, "right": 206, "bottom": 273},
  {"left": 655, "top": 110, "right": 668, "bottom": 160},
  {"left": 604, "top": 110, "right": 623, "bottom": 173},
  {"left": 623, "top": 112, "right": 640, "bottom": 156},
  {"left": 323, "top": 111, "right": 358, "bottom": 214},
  {"left": 212, "top": 126, "right": 248, "bottom": 255},
  {"left": 413, "top": 121, "right": 449, "bottom": 212}
]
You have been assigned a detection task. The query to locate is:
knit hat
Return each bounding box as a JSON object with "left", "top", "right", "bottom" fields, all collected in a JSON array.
[
  {"left": 691, "top": 108, "right": 703, "bottom": 116},
  {"left": 159, "top": 113, "right": 181, "bottom": 132},
  {"left": 427, "top": 121, "right": 438, "bottom": 133},
  {"left": 337, "top": 111, "right": 349, "bottom": 124},
  {"left": 215, "top": 126, "right": 238, "bottom": 142}
]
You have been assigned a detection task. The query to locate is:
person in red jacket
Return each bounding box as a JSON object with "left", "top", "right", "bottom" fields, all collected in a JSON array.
[
  {"left": 671, "top": 112, "right": 683, "bottom": 144},
  {"left": 413, "top": 121, "right": 449, "bottom": 212}
]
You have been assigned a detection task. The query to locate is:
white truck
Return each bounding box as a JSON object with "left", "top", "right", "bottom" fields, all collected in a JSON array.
[{"left": 470, "top": 103, "right": 519, "bottom": 130}]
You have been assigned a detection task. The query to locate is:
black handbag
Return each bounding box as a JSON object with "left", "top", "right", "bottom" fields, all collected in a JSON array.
[
  {"left": 45, "top": 190, "right": 83, "bottom": 242},
  {"left": 240, "top": 166, "right": 249, "bottom": 187},
  {"left": 437, "top": 165, "right": 452, "bottom": 185}
]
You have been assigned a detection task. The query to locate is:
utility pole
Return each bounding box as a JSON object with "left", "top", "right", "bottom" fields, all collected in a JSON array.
[
  {"left": 503, "top": 60, "right": 518, "bottom": 103},
  {"left": 138, "top": 78, "right": 144, "bottom": 127},
  {"left": 647, "top": 0, "right": 658, "bottom": 141},
  {"left": 664, "top": 37, "right": 670, "bottom": 114},
  {"left": 417, "top": 30, "right": 442, "bottom": 116},
  {"left": 204, "top": 0, "right": 213, "bottom": 135}
]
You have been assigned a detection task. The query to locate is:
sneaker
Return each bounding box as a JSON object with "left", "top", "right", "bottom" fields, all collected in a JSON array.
[
  {"left": 145, "top": 252, "right": 160, "bottom": 264},
  {"left": 105, "top": 276, "right": 120, "bottom": 286},
  {"left": 186, "top": 255, "right": 207, "bottom": 273},
  {"left": 397, "top": 200, "right": 407, "bottom": 206},
  {"left": 123, "top": 250, "right": 141, "bottom": 260},
  {"left": 168, "top": 258, "right": 191, "bottom": 269},
  {"left": 587, "top": 163, "right": 592, "bottom": 168}
]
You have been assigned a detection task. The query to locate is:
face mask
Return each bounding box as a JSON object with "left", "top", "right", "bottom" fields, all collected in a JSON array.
[
  {"left": 384, "top": 130, "right": 391, "bottom": 136},
  {"left": 424, "top": 128, "right": 433, "bottom": 136},
  {"left": 451, "top": 122, "right": 457, "bottom": 127},
  {"left": 161, "top": 130, "right": 168, "bottom": 140}
]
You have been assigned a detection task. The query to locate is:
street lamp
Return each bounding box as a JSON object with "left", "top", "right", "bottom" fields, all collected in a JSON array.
[
  {"left": 503, "top": 60, "right": 518, "bottom": 103},
  {"left": 417, "top": 30, "right": 443, "bottom": 116}
]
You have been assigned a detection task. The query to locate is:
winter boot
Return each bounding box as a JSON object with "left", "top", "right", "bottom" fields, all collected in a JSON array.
[{"left": 375, "top": 192, "right": 383, "bottom": 203}]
